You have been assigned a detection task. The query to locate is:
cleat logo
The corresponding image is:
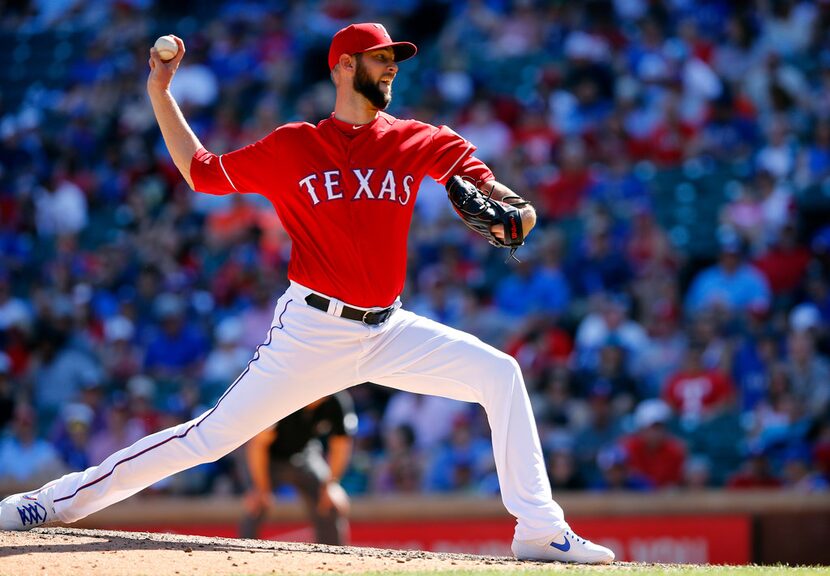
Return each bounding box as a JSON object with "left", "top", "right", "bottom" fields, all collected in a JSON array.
[
  {"left": 550, "top": 535, "right": 571, "bottom": 552},
  {"left": 17, "top": 502, "right": 48, "bottom": 526}
]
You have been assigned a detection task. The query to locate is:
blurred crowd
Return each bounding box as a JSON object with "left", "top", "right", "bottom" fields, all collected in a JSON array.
[{"left": 1, "top": 0, "right": 830, "bottom": 500}]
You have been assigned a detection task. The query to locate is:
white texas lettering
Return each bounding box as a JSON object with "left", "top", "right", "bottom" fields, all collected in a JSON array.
[
  {"left": 298, "top": 174, "right": 320, "bottom": 205},
  {"left": 352, "top": 169, "right": 375, "bottom": 199},
  {"left": 378, "top": 169, "right": 396, "bottom": 201},
  {"left": 298, "top": 170, "right": 416, "bottom": 206},
  {"left": 323, "top": 170, "right": 343, "bottom": 200},
  {"left": 400, "top": 174, "right": 414, "bottom": 205}
]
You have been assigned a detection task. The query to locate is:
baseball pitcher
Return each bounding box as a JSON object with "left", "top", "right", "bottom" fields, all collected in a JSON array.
[{"left": 0, "top": 23, "right": 613, "bottom": 564}]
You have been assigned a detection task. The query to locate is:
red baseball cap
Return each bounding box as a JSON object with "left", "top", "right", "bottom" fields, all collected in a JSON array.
[{"left": 328, "top": 23, "right": 417, "bottom": 71}]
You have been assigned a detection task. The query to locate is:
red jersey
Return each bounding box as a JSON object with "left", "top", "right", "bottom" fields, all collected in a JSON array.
[
  {"left": 663, "top": 369, "right": 734, "bottom": 420},
  {"left": 191, "top": 112, "right": 492, "bottom": 307},
  {"left": 622, "top": 434, "right": 686, "bottom": 488}
]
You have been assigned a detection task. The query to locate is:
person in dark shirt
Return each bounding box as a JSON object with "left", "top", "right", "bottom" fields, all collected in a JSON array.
[{"left": 239, "top": 392, "right": 356, "bottom": 544}]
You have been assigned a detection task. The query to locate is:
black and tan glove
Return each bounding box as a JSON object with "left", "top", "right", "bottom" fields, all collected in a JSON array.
[{"left": 446, "top": 175, "right": 530, "bottom": 258}]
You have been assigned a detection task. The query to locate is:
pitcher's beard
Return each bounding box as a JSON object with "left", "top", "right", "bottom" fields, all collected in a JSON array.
[{"left": 354, "top": 57, "right": 391, "bottom": 110}]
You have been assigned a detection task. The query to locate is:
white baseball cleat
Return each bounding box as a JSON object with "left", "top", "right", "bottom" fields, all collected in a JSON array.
[
  {"left": 512, "top": 529, "right": 615, "bottom": 564},
  {"left": 0, "top": 491, "right": 55, "bottom": 530}
]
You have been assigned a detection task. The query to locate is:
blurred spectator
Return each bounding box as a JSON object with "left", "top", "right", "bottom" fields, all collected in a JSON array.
[
  {"left": 424, "top": 413, "right": 494, "bottom": 493},
  {"left": 682, "top": 455, "right": 713, "bottom": 490},
  {"left": 506, "top": 323, "right": 573, "bottom": 386},
  {"left": 239, "top": 279, "right": 281, "bottom": 350},
  {"left": 744, "top": 51, "right": 808, "bottom": 120},
  {"left": 512, "top": 106, "right": 559, "bottom": 166},
  {"left": 662, "top": 342, "right": 736, "bottom": 427},
  {"left": 552, "top": 31, "right": 614, "bottom": 136},
  {"left": 625, "top": 206, "right": 677, "bottom": 277},
  {"left": 621, "top": 399, "right": 687, "bottom": 489},
  {"left": 538, "top": 138, "right": 597, "bottom": 220},
  {"left": 168, "top": 55, "right": 220, "bottom": 109},
  {"left": 126, "top": 375, "right": 162, "bottom": 434},
  {"left": 494, "top": 247, "right": 570, "bottom": 319},
  {"left": 100, "top": 315, "right": 142, "bottom": 386},
  {"left": 29, "top": 325, "right": 103, "bottom": 424},
  {"left": 52, "top": 403, "right": 94, "bottom": 472},
  {"left": 456, "top": 101, "right": 511, "bottom": 164},
  {"left": 534, "top": 367, "right": 585, "bottom": 448},
  {"left": 0, "top": 353, "right": 14, "bottom": 431},
  {"left": 732, "top": 331, "right": 780, "bottom": 414},
  {"left": 382, "top": 392, "right": 469, "bottom": 452},
  {"left": 591, "top": 445, "right": 653, "bottom": 492},
  {"left": 726, "top": 444, "right": 783, "bottom": 489},
  {"left": 781, "top": 445, "right": 829, "bottom": 492},
  {"left": 789, "top": 302, "right": 829, "bottom": 357},
  {"left": 755, "top": 168, "right": 794, "bottom": 249},
  {"left": 784, "top": 329, "right": 830, "bottom": 418},
  {"left": 796, "top": 118, "right": 830, "bottom": 186},
  {"left": 372, "top": 424, "right": 423, "bottom": 494},
  {"left": 813, "top": 421, "right": 830, "bottom": 483},
  {"left": 33, "top": 165, "right": 88, "bottom": 237},
  {"left": 753, "top": 223, "right": 810, "bottom": 297},
  {"left": 712, "top": 14, "right": 757, "bottom": 84},
  {"left": 567, "top": 221, "right": 634, "bottom": 297},
  {"left": 547, "top": 446, "right": 586, "bottom": 491},
  {"left": 143, "top": 293, "right": 209, "bottom": 381},
  {"left": 455, "top": 287, "right": 512, "bottom": 349},
  {"left": 646, "top": 97, "right": 697, "bottom": 168},
  {"left": 573, "top": 292, "right": 649, "bottom": 374},
  {"left": 756, "top": 118, "right": 799, "bottom": 181},
  {"left": 206, "top": 195, "right": 261, "bottom": 248},
  {"left": 692, "top": 95, "right": 758, "bottom": 163},
  {"left": 0, "top": 275, "right": 31, "bottom": 333},
  {"left": 684, "top": 236, "right": 771, "bottom": 315},
  {"left": 407, "top": 272, "right": 465, "bottom": 325},
  {"left": 202, "top": 316, "right": 250, "bottom": 401},
  {"left": 757, "top": 1, "right": 817, "bottom": 59},
  {"left": 574, "top": 338, "right": 640, "bottom": 414},
  {"left": 743, "top": 365, "right": 814, "bottom": 484},
  {"left": 573, "top": 383, "right": 625, "bottom": 487},
  {"left": 86, "top": 398, "right": 145, "bottom": 467},
  {"left": 637, "top": 295, "right": 685, "bottom": 398},
  {"left": 0, "top": 404, "right": 66, "bottom": 485},
  {"left": 721, "top": 181, "right": 765, "bottom": 251}
]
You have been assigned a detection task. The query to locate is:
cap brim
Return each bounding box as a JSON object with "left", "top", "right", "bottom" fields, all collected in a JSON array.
[{"left": 361, "top": 41, "right": 418, "bottom": 63}]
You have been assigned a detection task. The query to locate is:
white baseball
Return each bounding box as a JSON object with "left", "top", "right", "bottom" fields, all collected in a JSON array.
[{"left": 154, "top": 35, "right": 178, "bottom": 62}]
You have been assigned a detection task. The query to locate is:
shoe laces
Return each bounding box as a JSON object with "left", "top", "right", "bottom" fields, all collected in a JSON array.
[
  {"left": 17, "top": 501, "right": 48, "bottom": 526},
  {"left": 566, "top": 530, "right": 587, "bottom": 545}
]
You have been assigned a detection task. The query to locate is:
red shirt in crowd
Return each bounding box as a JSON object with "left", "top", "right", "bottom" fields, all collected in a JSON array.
[
  {"left": 191, "top": 112, "right": 493, "bottom": 307},
  {"left": 663, "top": 369, "right": 735, "bottom": 420},
  {"left": 539, "top": 168, "right": 595, "bottom": 219},
  {"left": 753, "top": 245, "right": 811, "bottom": 295},
  {"left": 622, "top": 433, "right": 686, "bottom": 488}
]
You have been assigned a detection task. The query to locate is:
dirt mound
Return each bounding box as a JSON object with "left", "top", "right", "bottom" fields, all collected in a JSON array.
[{"left": 0, "top": 527, "right": 620, "bottom": 575}]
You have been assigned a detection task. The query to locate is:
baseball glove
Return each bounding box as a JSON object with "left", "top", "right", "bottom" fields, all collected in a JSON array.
[{"left": 446, "top": 175, "right": 529, "bottom": 259}]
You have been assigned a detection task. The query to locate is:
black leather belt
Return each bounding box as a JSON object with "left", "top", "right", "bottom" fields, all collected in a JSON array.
[{"left": 304, "top": 293, "right": 396, "bottom": 326}]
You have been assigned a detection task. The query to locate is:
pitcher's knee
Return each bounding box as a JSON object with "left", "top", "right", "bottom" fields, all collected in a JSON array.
[
  {"left": 178, "top": 421, "right": 242, "bottom": 465},
  {"left": 481, "top": 352, "right": 524, "bottom": 398}
]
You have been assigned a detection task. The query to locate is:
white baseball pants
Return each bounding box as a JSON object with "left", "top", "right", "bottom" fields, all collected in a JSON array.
[{"left": 43, "top": 281, "right": 567, "bottom": 540}]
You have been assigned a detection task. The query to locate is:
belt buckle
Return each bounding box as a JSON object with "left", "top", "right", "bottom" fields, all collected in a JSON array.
[{"left": 362, "top": 307, "right": 391, "bottom": 326}]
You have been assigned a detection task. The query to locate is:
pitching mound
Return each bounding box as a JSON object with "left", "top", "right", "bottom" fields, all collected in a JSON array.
[{"left": 0, "top": 527, "right": 625, "bottom": 575}]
